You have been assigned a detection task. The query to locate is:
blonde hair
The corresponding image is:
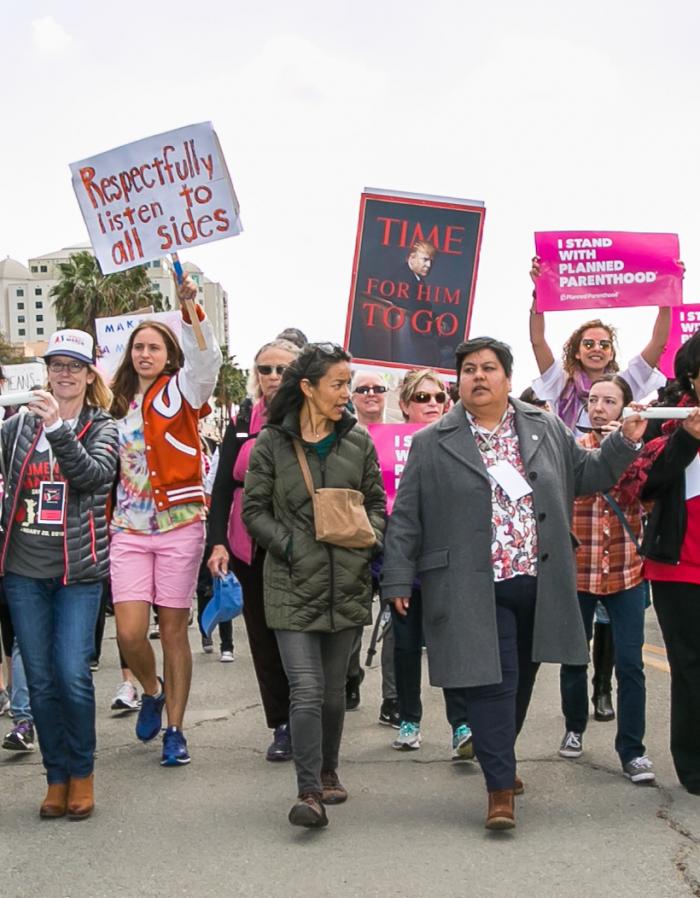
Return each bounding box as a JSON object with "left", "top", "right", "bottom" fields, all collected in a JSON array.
[
  {"left": 246, "top": 339, "right": 301, "bottom": 401},
  {"left": 398, "top": 368, "right": 446, "bottom": 421}
]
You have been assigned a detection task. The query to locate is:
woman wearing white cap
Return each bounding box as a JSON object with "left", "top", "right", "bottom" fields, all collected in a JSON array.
[{"left": 0, "top": 328, "right": 118, "bottom": 820}]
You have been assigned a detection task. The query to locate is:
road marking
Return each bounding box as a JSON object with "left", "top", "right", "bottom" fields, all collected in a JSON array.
[{"left": 643, "top": 643, "right": 670, "bottom": 673}]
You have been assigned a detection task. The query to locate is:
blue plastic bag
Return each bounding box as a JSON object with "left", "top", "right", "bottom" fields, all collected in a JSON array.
[{"left": 201, "top": 572, "right": 243, "bottom": 638}]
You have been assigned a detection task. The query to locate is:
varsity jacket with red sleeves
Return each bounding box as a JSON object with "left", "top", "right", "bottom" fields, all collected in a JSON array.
[{"left": 137, "top": 308, "right": 222, "bottom": 513}]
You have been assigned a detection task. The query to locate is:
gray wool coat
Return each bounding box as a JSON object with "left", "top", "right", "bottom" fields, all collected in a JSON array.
[{"left": 381, "top": 398, "right": 641, "bottom": 688}]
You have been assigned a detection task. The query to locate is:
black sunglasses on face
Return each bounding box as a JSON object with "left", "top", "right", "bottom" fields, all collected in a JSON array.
[
  {"left": 257, "top": 365, "right": 287, "bottom": 375},
  {"left": 353, "top": 385, "right": 388, "bottom": 395},
  {"left": 411, "top": 391, "right": 447, "bottom": 404},
  {"left": 580, "top": 339, "right": 613, "bottom": 351}
]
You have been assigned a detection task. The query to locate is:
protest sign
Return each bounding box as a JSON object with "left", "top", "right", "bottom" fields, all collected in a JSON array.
[
  {"left": 534, "top": 231, "right": 683, "bottom": 313},
  {"left": 344, "top": 189, "right": 485, "bottom": 374},
  {"left": 0, "top": 362, "right": 46, "bottom": 393},
  {"left": 95, "top": 310, "right": 182, "bottom": 382},
  {"left": 367, "top": 423, "right": 423, "bottom": 514},
  {"left": 70, "top": 122, "right": 242, "bottom": 274},
  {"left": 657, "top": 303, "right": 700, "bottom": 378}
]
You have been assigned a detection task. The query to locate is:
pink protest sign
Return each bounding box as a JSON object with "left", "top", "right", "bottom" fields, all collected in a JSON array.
[
  {"left": 367, "top": 423, "right": 423, "bottom": 514},
  {"left": 657, "top": 304, "right": 700, "bottom": 378},
  {"left": 534, "top": 231, "right": 683, "bottom": 312}
]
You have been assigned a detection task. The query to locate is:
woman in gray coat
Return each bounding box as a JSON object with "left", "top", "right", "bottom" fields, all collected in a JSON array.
[{"left": 382, "top": 336, "right": 647, "bottom": 831}]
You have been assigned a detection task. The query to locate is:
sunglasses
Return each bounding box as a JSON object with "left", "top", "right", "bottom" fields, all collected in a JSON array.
[
  {"left": 411, "top": 391, "right": 447, "bottom": 404},
  {"left": 257, "top": 365, "right": 287, "bottom": 376},
  {"left": 353, "top": 385, "right": 388, "bottom": 395},
  {"left": 580, "top": 339, "right": 613, "bottom": 351}
]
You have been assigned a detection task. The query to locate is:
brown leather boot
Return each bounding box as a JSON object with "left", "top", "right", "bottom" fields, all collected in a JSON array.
[
  {"left": 514, "top": 773, "right": 525, "bottom": 796},
  {"left": 67, "top": 774, "right": 95, "bottom": 820},
  {"left": 485, "top": 788, "right": 515, "bottom": 830},
  {"left": 39, "top": 782, "right": 69, "bottom": 819}
]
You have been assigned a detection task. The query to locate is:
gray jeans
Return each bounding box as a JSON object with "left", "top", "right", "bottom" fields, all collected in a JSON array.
[
  {"left": 275, "top": 628, "right": 356, "bottom": 795},
  {"left": 347, "top": 624, "right": 396, "bottom": 700}
]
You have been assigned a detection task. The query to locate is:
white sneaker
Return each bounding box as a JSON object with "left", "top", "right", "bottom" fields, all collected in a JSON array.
[
  {"left": 623, "top": 756, "right": 656, "bottom": 784},
  {"left": 220, "top": 651, "right": 234, "bottom": 663},
  {"left": 111, "top": 680, "right": 141, "bottom": 711}
]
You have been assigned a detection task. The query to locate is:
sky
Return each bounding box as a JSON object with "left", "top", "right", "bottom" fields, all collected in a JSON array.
[{"left": 2, "top": 1, "right": 699, "bottom": 390}]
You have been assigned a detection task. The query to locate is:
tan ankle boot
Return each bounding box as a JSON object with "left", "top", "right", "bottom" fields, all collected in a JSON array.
[
  {"left": 485, "top": 788, "right": 515, "bottom": 830},
  {"left": 67, "top": 774, "right": 95, "bottom": 820},
  {"left": 40, "top": 782, "right": 69, "bottom": 819}
]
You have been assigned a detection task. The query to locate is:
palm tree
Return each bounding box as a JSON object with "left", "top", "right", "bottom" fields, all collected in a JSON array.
[
  {"left": 50, "top": 251, "right": 165, "bottom": 340},
  {"left": 213, "top": 351, "right": 248, "bottom": 437}
]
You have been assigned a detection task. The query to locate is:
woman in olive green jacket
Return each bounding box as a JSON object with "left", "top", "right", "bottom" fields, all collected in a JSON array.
[{"left": 243, "top": 343, "right": 386, "bottom": 829}]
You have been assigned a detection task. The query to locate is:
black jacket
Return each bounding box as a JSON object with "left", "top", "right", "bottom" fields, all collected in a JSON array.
[
  {"left": 641, "top": 425, "right": 700, "bottom": 564},
  {"left": 0, "top": 406, "right": 119, "bottom": 583}
]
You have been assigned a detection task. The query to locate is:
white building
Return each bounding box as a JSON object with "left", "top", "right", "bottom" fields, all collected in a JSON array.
[{"left": 0, "top": 245, "right": 229, "bottom": 355}]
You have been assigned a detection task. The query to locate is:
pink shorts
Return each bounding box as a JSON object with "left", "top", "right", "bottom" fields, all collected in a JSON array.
[{"left": 110, "top": 521, "right": 206, "bottom": 609}]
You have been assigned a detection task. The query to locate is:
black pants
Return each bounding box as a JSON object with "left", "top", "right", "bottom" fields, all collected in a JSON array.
[
  {"left": 652, "top": 581, "right": 700, "bottom": 794},
  {"left": 443, "top": 575, "right": 540, "bottom": 792},
  {"left": 393, "top": 588, "right": 469, "bottom": 729},
  {"left": 231, "top": 548, "right": 290, "bottom": 729},
  {"left": 196, "top": 546, "right": 233, "bottom": 652}
]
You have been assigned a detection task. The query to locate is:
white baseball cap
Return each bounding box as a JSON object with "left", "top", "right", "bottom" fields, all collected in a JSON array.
[{"left": 44, "top": 329, "right": 94, "bottom": 365}]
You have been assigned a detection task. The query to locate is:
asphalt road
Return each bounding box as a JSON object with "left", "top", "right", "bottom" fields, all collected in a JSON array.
[{"left": 1, "top": 607, "right": 699, "bottom": 898}]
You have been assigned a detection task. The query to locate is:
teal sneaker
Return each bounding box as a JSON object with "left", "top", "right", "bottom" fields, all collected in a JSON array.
[
  {"left": 392, "top": 721, "right": 422, "bottom": 751},
  {"left": 452, "top": 724, "right": 475, "bottom": 761}
]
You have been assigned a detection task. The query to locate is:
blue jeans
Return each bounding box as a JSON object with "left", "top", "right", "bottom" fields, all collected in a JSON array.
[
  {"left": 10, "top": 640, "right": 32, "bottom": 723},
  {"left": 560, "top": 584, "right": 647, "bottom": 765},
  {"left": 4, "top": 574, "right": 102, "bottom": 783}
]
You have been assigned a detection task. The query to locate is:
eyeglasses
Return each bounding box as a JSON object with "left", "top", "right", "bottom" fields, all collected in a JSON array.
[
  {"left": 257, "top": 365, "right": 287, "bottom": 376},
  {"left": 353, "top": 385, "right": 388, "bottom": 395},
  {"left": 47, "top": 360, "right": 88, "bottom": 373},
  {"left": 411, "top": 391, "right": 447, "bottom": 404},
  {"left": 580, "top": 339, "right": 613, "bottom": 351}
]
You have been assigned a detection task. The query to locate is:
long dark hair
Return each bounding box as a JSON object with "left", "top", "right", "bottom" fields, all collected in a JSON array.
[
  {"left": 267, "top": 342, "right": 352, "bottom": 426},
  {"left": 110, "top": 320, "right": 184, "bottom": 418}
]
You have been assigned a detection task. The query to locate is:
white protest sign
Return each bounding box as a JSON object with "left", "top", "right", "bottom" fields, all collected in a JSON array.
[
  {"left": 95, "top": 310, "right": 182, "bottom": 382},
  {"left": 1, "top": 362, "right": 46, "bottom": 392},
  {"left": 70, "top": 122, "right": 242, "bottom": 274}
]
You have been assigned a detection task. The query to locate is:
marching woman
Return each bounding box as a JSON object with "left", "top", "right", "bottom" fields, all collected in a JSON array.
[
  {"left": 243, "top": 343, "right": 386, "bottom": 828},
  {"left": 110, "top": 276, "right": 222, "bottom": 767},
  {"left": 1, "top": 329, "right": 118, "bottom": 819},
  {"left": 208, "top": 337, "right": 300, "bottom": 760},
  {"left": 618, "top": 331, "right": 700, "bottom": 794}
]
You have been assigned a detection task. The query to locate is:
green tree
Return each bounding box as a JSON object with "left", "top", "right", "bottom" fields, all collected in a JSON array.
[
  {"left": 0, "top": 330, "right": 22, "bottom": 364},
  {"left": 50, "top": 251, "right": 166, "bottom": 340},
  {"left": 213, "top": 350, "right": 248, "bottom": 437}
]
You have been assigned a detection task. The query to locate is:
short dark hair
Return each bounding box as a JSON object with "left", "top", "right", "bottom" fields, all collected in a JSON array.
[
  {"left": 267, "top": 342, "right": 351, "bottom": 425},
  {"left": 455, "top": 337, "right": 514, "bottom": 379}
]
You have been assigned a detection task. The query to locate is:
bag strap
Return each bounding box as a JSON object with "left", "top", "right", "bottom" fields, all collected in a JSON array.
[
  {"left": 293, "top": 440, "right": 316, "bottom": 500},
  {"left": 601, "top": 492, "right": 642, "bottom": 554}
]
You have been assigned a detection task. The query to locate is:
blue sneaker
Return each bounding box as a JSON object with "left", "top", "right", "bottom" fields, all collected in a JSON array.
[
  {"left": 136, "top": 677, "right": 165, "bottom": 743},
  {"left": 452, "top": 724, "right": 475, "bottom": 761},
  {"left": 161, "top": 726, "right": 191, "bottom": 766}
]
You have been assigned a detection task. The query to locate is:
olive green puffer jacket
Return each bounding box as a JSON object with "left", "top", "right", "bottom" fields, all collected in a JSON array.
[{"left": 242, "top": 410, "right": 386, "bottom": 632}]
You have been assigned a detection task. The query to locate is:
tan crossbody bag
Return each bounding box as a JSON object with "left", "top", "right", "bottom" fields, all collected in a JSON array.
[{"left": 293, "top": 441, "right": 376, "bottom": 550}]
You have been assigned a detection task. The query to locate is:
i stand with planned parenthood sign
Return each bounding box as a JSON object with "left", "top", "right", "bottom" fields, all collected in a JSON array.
[
  {"left": 344, "top": 189, "right": 485, "bottom": 374},
  {"left": 534, "top": 230, "right": 683, "bottom": 313}
]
